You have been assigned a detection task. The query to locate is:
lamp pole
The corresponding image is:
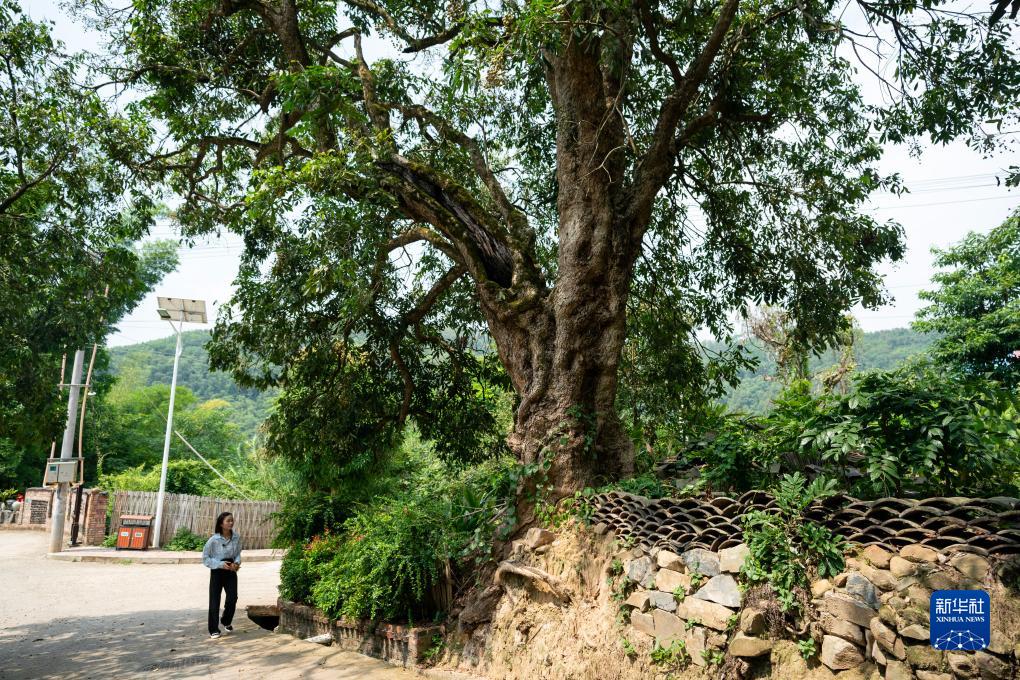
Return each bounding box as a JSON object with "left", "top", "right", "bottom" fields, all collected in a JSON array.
[
  {"left": 152, "top": 318, "right": 183, "bottom": 548},
  {"left": 151, "top": 297, "right": 207, "bottom": 548}
]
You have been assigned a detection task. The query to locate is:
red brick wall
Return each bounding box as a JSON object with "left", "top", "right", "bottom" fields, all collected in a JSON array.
[
  {"left": 82, "top": 490, "right": 108, "bottom": 545},
  {"left": 15, "top": 487, "right": 108, "bottom": 545},
  {"left": 19, "top": 487, "right": 52, "bottom": 528}
]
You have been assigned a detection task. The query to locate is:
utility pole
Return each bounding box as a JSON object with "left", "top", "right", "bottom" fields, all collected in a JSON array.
[{"left": 49, "top": 349, "right": 84, "bottom": 554}]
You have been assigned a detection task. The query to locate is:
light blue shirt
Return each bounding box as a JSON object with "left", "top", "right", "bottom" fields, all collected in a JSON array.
[{"left": 202, "top": 532, "right": 243, "bottom": 569}]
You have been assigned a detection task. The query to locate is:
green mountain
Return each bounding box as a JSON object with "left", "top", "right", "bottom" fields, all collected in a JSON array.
[
  {"left": 108, "top": 330, "right": 276, "bottom": 438},
  {"left": 107, "top": 327, "right": 932, "bottom": 437},
  {"left": 720, "top": 327, "right": 934, "bottom": 413}
]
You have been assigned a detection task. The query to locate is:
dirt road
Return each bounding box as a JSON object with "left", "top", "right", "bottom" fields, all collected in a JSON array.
[{"left": 0, "top": 530, "right": 415, "bottom": 679}]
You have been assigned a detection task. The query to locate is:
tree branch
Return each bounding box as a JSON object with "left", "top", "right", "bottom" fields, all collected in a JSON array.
[
  {"left": 385, "top": 225, "right": 463, "bottom": 264},
  {"left": 378, "top": 156, "right": 515, "bottom": 287},
  {"left": 341, "top": 0, "right": 476, "bottom": 53},
  {"left": 626, "top": 0, "right": 741, "bottom": 234},
  {"left": 403, "top": 24, "right": 463, "bottom": 53},
  {"left": 390, "top": 340, "right": 414, "bottom": 424},
  {"left": 353, "top": 33, "right": 392, "bottom": 133},
  {"left": 635, "top": 0, "right": 682, "bottom": 85},
  {"left": 351, "top": 49, "right": 518, "bottom": 287},
  {"left": 389, "top": 264, "right": 466, "bottom": 424},
  {"left": 394, "top": 103, "right": 518, "bottom": 226},
  {"left": 0, "top": 153, "right": 66, "bottom": 217},
  {"left": 403, "top": 265, "right": 467, "bottom": 328}
]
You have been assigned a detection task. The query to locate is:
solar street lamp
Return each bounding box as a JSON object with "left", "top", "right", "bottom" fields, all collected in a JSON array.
[{"left": 152, "top": 297, "right": 207, "bottom": 547}]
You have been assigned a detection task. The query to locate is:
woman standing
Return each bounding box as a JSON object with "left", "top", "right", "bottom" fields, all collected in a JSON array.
[{"left": 202, "top": 511, "right": 242, "bottom": 639}]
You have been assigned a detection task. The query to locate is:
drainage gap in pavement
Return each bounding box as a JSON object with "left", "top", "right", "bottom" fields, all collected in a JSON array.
[
  {"left": 247, "top": 604, "right": 280, "bottom": 631},
  {"left": 248, "top": 612, "right": 280, "bottom": 631}
]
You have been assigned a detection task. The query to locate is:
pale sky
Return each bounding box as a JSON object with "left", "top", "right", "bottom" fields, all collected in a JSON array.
[{"left": 29, "top": 2, "right": 1020, "bottom": 348}]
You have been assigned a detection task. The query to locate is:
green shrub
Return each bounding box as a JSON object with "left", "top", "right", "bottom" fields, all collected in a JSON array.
[
  {"left": 678, "top": 362, "right": 1020, "bottom": 499},
  {"left": 797, "top": 637, "right": 818, "bottom": 659},
  {"left": 273, "top": 490, "right": 366, "bottom": 548},
  {"left": 596, "top": 472, "right": 671, "bottom": 499},
  {"left": 702, "top": 649, "right": 725, "bottom": 666},
  {"left": 421, "top": 634, "right": 445, "bottom": 666},
  {"left": 165, "top": 527, "right": 207, "bottom": 551},
  {"left": 277, "top": 432, "right": 517, "bottom": 622},
  {"left": 102, "top": 533, "right": 117, "bottom": 548},
  {"left": 650, "top": 639, "right": 688, "bottom": 670},
  {"left": 98, "top": 464, "right": 160, "bottom": 493},
  {"left": 279, "top": 544, "right": 315, "bottom": 603},
  {"left": 310, "top": 498, "right": 454, "bottom": 621},
  {"left": 270, "top": 427, "right": 474, "bottom": 546},
  {"left": 741, "top": 473, "right": 846, "bottom": 611},
  {"left": 803, "top": 362, "right": 1020, "bottom": 498},
  {"left": 0, "top": 488, "right": 17, "bottom": 503}
]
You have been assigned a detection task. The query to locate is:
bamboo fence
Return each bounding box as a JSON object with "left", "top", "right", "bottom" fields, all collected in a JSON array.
[{"left": 110, "top": 491, "right": 280, "bottom": 548}]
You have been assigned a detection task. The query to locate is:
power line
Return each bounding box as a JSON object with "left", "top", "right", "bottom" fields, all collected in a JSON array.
[
  {"left": 116, "top": 320, "right": 212, "bottom": 325},
  {"left": 138, "top": 389, "right": 256, "bottom": 501},
  {"left": 870, "top": 194, "right": 1018, "bottom": 211}
]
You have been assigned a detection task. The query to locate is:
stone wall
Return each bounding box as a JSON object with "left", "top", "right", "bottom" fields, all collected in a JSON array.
[
  {"left": 621, "top": 541, "right": 749, "bottom": 667},
  {"left": 611, "top": 526, "right": 1019, "bottom": 679},
  {"left": 277, "top": 598, "right": 440, "bottom": 667},
  {"left": 275, "top": 490, "right": 1019, "bottom": 679}
]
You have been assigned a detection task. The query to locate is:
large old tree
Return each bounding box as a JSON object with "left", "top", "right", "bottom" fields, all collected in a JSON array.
[{"left": 84, "top": 0, "right": 1018, "bottom": 497}]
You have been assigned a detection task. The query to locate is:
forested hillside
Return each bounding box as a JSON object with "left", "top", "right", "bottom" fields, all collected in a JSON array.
[
  {"left": 720, "top": 328, "right": 933, "bottom": 413},
  {"left": 107, "top": 328, "right": 931, "bottom": 435},
  {"left": 108, "top": 331, "right": 276, "bottom": 438}
]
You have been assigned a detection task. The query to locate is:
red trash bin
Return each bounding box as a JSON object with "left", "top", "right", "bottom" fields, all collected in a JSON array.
[{"left": 116, "top": 515, "right": 154, "bottom": 550}]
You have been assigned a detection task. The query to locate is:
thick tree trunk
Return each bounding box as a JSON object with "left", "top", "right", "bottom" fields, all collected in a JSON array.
[
  {"left": 479, "top": 209, "right": 636, "bottom": 500},
  {"left": 512, "top": 385, "right": 635, "bottom": 498},
  {"left": 483, "top": 298, "right": 635, "bottom": 501},
  {"left": 475, "top": 27, "right": 639, "bottom": 501}
]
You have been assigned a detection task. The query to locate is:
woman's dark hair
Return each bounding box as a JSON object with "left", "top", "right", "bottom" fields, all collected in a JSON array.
[{"left": 215, "top": 512, "right": 234, "bottom": 535}]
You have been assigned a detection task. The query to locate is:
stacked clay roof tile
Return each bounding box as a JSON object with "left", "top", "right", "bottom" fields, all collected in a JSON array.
[{"left": 589, "top": 491, "right": 1020, "bottom": 557}]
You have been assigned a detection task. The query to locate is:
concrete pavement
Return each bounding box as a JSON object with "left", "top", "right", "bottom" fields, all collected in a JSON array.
[{"left": 0, "top": 530, "right": 421, "bottom": 679}]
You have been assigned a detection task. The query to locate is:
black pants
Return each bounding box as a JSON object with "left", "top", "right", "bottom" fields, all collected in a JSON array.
[{"left": 208, "top": 569, "right": 238, "bottom": 635}]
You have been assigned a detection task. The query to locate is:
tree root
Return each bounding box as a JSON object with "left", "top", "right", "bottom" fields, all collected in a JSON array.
[{"left": 494, "top": 560, "right": 573, "bottom": 604}]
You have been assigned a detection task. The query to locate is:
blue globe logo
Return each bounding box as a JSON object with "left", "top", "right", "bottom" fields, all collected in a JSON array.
[{"left": 933, "top": 630, "right": 987, "bottom": 651}]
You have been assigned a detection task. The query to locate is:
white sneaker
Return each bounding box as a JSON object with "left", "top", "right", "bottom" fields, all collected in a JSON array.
[
  {"left": 223, "top": 625, "right": 233, "bottom": 633},
  {"left": 210, "top": 632, "right": 221, "bottom": 639}
]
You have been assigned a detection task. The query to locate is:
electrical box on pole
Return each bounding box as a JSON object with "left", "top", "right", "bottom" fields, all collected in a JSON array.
[{"left": 43, "top": 459, "right": 78, "bottom": 485}]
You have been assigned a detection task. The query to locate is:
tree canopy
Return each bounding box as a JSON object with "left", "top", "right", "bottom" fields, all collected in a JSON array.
[
  {"left": 78, "top": 0, "right": 1020, "bottom": 495},
  {"left": 0, "top": 1, "right": 177, "bottom": 488},
  {"left": 914, "top": 209, "right": 1020, "bottom": 385}
]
